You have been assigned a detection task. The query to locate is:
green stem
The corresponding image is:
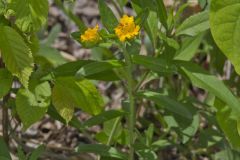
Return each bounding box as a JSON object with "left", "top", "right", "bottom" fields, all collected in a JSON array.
[{"left": 122, "top": 45, "right": 135, "bottom": 160}]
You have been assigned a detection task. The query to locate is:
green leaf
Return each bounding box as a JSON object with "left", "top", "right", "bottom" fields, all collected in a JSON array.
[
  {"left": 10, "top": 0, "right": 49, "bottom": 32},
  {"left": 16, "top": 82, "right": 51, "bottom": 128},
  {"left": 137, "top": 91, "right": 192, "bottom": 119},
  {"left": 42, "top": 24, "right": 61, "bottom": 45},
  {"left": 174, "top": 33, "right": 204, "bottom": 60},
  {"left": 0, "top": 26, "right": 33, "bottom": 88},
  {"left": 29, "top": 145, "right": 45, "bottom": 160},
  {"left": 214, "top": 98, "right": 240, "bottom": 149},
  {"left": 144, "top": 11, "right": 158, "bottom": 48},
  {"left": 177, "top": 61, "right": 240, "bottom": 118},
  {"left": 53, "top": 60, "right": 93, "bottom": 77},
  {"left": 213, "top": 148, "right": 240, "bottom": 160},
  {"left": 83, "top": 110, "right": 126, "bottom": 128},
  {"left": 0, "top": 137, "right": 11, "bottom": 160},
  {"left": 0, "top": 0, "right": 5, "bottom": 15},
  {"left": 52, "top": 77, "right": 104, "bottom": 122},
  {"left": 77, "top": 144, "right": 127, "bottom": 160},
  {"left": 210, "top": 0, "right": 240, "bottom": 75},
  {"left": 132, "top": 55, "right": 177, "bottom": 74},
  {"left": 17, "top": 147, "right": 27, "bottom": 160},
  {"left": 98, "top": 0, "right": 118, "bottom": 33},
  {"left": 47, "top": 105, "right": 83, "bottom": 130},
  {"left": 36, "top": 44, "right": 67, "bottom": 67},
  {"left": 0, "top": 69, "right": 13, "bottom": 99},
  {"left": 176, "top": 11, "right": 209, "bottom": 36},
  {"left": 76, "top": 60, "right": 123, "bottom": 81},
  {"left": 154, "top": 0, "right": 168, "bottom": 28},
  {"left": 135, "top": 8, "right": 150, "bottom": 27}
]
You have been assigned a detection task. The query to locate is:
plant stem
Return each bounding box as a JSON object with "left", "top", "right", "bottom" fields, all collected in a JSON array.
[
  {"left": 2, "top": 94, "right": 9, "bottom": 146},
  {"left": 122, "top": 45, "right": 135, "bottom": 160},
  {"left": 0, "top": 57, "right": 9, "bottom": 146}
]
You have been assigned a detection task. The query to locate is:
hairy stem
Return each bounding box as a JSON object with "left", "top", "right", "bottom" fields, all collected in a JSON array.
[{"left": 122, "top": 45, "right": 135, "bottom": 160}]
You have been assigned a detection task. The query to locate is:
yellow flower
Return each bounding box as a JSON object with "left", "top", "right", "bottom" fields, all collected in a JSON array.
[
  {"left": 81, "top": 25, "right": 100, "bottom": 43},
  {"left": 114, "top": 15, "right": 140, "bottom": 42}
]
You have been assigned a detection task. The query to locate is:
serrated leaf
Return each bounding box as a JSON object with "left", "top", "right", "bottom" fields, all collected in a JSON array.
[
  {"left": 176, "top": 11, "right": 209, "bottom": 36},
  {"left": 210, "top": 0, "right": 240, "bottom": 75},
  {"left": 0, "top": 69, "right": 13, "bottom": 99},
  {"left": 16, "top": 82, "right": 51, "bottom": 129},
  {"left": 0, "top": 26, "right": 33, "bottom": 88},
  {"left": 10, "top": 0, "right": 49, "bottom": 32},
  {"left": 52, "top": 77, "right": 104, "bottom": 122}
]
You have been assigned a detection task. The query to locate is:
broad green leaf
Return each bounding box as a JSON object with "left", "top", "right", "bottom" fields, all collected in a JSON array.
[
  {"left": 177, "top": 61, "right": 240, "bottom": 118},
  {"left": 16, "top": 82, "right": 51, "bottom": 128},
  {"left": 52, "top": 77, "right": 104, "bottom": 122},
  {"left": 174, "top": 33, "right": 204, "bottom": 60},
  {"left": 83, "top": 110, "right": 126, "bottom": 128},
  {"left": 98, "top": 0, "right": 118, "bottom": 33},
  {"left": 210, "top": 0, "right": 240, "bottom": 75},
  {"left": 0, "top": 137, "right": 11, "bottom": 160},
  {"left": 132, "top": 55, "right": 177, "bottom": 74},
  {"left": 10, "top": 0, "right": 49, "bottom": 32},
  {"left": 137, "top": 91, "right": 192, "bottom": 119},
  {"left": 176, "top": 11, "right": 209, "bottom": 36},
  {"left": 77, "top": 144, "right": 127, "bottom": 160},
  {"left": 0, "top": 69, "right": 13, "bottom": 99},
  {"left": 0, "top": 26, "right": 33, "bottom": 88}
]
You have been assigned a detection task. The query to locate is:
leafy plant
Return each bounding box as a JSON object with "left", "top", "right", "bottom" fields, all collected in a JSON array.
[{"left": 1, "top": 0, "right": 240, "bottom": 159}]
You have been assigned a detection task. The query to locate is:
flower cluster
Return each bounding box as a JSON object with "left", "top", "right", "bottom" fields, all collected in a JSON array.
[
  {"left": 114, "top": 15, "right": 140, "bottom": 42},
  {"left": 80, "top": 24, "right": 100, "bottom": 42},
  {"left": 80, "top": 15, "right": 139, "bottom": 43}
]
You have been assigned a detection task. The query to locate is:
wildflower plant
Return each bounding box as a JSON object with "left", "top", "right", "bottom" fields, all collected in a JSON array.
[{"left": 1, "top": 0, "right": 240, "bottom": 159}]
